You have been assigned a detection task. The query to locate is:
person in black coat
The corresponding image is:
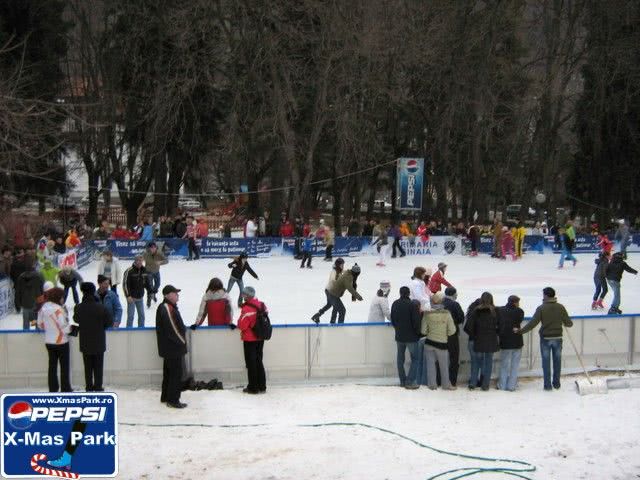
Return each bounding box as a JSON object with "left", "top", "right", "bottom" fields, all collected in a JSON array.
[
  {"left": 390, "top": 286, "right": 422, "bottom": 388},
  {"left": 497, "top": 295, "right": 524, "bottom": 391},
  {"left": 73, "top": 283, "right": 113, "bottom": 391},
  {"left": 441, "top": 287, "right": 465, "bottom": 386},
  {"left": 156, "top": 285, "right": 188, "bottom": 408},
  {"left": 123, "top": 256, "right": 148, "bottom": 327},
  {"left": 605, "top": 252, "right": 637, "bottom": 314},
  {"left": 227, "top": 252, "right": 259, "bottom": 307},
  {"left": 464, "top": 292, "right": 499, "bottom": 391}
]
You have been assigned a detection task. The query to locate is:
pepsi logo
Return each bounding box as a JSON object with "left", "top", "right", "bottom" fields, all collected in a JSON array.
[
  {"left": 7, "top": 401, "right": 34, "bottom": 430},
  {"left": 405, "top": 159, "right": 419, "bottom": 173}
]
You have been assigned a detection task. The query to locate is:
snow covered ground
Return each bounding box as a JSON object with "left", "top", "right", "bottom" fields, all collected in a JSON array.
[
  {"left": 112, "top": 376, "right": 640, "bottom": 479},
  {"left": 2, "top": 252, "right": 639, "bottom": 330}
]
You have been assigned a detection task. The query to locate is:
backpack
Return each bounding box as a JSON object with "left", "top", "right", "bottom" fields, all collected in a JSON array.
[{"left": 246, "top": 302, "right": 272, "bottom": 340}]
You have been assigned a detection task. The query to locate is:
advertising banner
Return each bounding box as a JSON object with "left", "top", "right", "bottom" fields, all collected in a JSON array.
[
  {"left": 0, "top": 278, "right": 14, "bottom": 320},
  {"left": 56, "top": 251, "right": 78, "bottom": 270},
  {"left": 1, "top": 393, "right": 118, "bottom": 478},
  {"left": 396, "top": 157, "right": 424, "bottom": 211}
]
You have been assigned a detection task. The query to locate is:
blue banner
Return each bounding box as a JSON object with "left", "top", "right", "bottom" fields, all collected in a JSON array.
[
  {"left": 1, "top": 393, "right": 118, "bottom": 477},
  {"left": 396, "top": 157, "right": 424, "bottom": 211}
]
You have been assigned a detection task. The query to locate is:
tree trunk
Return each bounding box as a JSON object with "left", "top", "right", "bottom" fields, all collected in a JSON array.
[
  {"left": 153, "top": 153, "right": 167, "bottom": 220},
  {"left": 366, "top": 169, "right": 380, "bottom": 220}
]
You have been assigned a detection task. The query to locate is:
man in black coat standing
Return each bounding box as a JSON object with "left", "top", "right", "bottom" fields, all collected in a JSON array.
[
  {"left": 156, "top": 285, "right": 188, "bottom": 408},
  {"left": 442, "top": 287, "right": 465, "bottom": 387},
  {"left": 73, "top": 282, "right": 113, "bottom": 391},
  {"left": 390, "top": 286, "right": 422, "bottom": 389}
]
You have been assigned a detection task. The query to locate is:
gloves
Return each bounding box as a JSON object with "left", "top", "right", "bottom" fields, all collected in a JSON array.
[
  {"left": 228, "top": 323, "right": 237, "bottom": 330},
  {"left": 356, "top": 293, "right": 363, "bottom": 301},
  {"left": 189, "top": 324, "right": 198, "bottom": 331}
]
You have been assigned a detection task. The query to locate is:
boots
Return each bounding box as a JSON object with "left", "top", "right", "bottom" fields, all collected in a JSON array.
[
  {"left": 311, "top": 313, "right": 320, "bottom": 324},
  {"left": 596, "top": 299, "right": 605, "bottom": 309},
  {"left": 591, "top": 301, "right": 598, "bottom": 310}
]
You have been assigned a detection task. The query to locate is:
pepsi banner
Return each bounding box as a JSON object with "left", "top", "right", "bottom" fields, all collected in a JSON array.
[
  {"left": 1, "top": 393, "right": 118, "bottom": 478},
  {"left": 396, "top": 157, "right": 424, "bottom": 211}
]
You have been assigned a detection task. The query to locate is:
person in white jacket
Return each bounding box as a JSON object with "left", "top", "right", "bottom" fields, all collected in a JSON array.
[
  {"left": 97, "top": 250, "right": 123, "bottom": 294},
  {"left": 245, "top": 216, "right": 258, "bottom": 238},
  {"left": 37, "top": 287, "right": 72, "bottom": 392},
  {"left": 409, "top": 266, "right": 432, "bottom": 312},
  {"left": 368, "top": 281, "right": 391, "bottom": 322}
]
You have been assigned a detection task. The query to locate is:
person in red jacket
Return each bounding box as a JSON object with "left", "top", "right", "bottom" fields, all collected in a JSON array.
[
  {"left": 597, "top": 234, "right": 613, "bottom": 255},
  {"left": 428, "top": 262, "right": 453, "bottom": 294},
  {"left": 110, "top": 224, "right": 131, "bottom": 240},
  {"left": 416, "top": 221, "right": 429, "bottom": 244},
  {"left": 237, "top": 286, "right": 267, "bottom": 394},
  {"left": 192, "top": 277, "right": 234, "bottom": 327},
  {"left": 279, "top": 219, "right": 294, "bottom": 237}
]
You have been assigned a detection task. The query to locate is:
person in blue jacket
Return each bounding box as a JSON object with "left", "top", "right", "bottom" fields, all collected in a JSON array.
[
  {"left": 97, "top": 274, "right": 123, "bottom": 327},
  {"left": 300, "top": 233, "right": 315, "bottom": 269},
  {"left": 140, "top": 221, "right": 155, "bottom": 242}
]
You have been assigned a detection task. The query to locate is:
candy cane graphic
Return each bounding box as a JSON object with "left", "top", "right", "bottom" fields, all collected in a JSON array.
[{"left": 30, "top": 454, "right": 80, "bottom": 479}]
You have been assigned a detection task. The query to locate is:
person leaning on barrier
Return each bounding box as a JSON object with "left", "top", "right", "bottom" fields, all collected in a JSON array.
[
  {"left": 237, "top": 286, "right": 267, "bottom": 394},
  {"left": 422, "top": 292, "right": 457, "bottom": 391},
  {"left": 390, "top": 286, "right": 422, "bottom": 389},
  {"left": 465, "top": 292, "right": 499, "bottom": 391},
  {"left": 191, "top": 277, "right": 236, "bottom": 328},
  {"left": 73, "top": 282, "right": 113, "bottom": 392},
  {"left": 156, "top": 285, "right": 188, "bottom": 408},
  {"left": 37, "top": 287, "right": 72, "bottom": 392},
  {"left": 517, "top": 287, "right": 572, "bottom": 391},
  {"left": 15, "top": 258, "right": 44, "bottom": 330},
  {"left": 497, "top": 295, "right": 524, "bottom": 392},
  {"left": 442, "top": 287, "right": 465, "bottom": 387}
]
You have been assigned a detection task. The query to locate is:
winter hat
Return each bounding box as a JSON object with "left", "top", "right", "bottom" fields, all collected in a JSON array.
[
  {"left": 242, "top": 286, "right": 256, "bottom": 298},
  {"left": 239, "top": 252, "right": 248, "bottom": 259},
  {"left": 147, "top": 242, "right": 157, "bottom": 248},
  {"left": 319, "top": 219, "right": 325, "bottom": 224},
  {"left": 502, "top": 226, "right": 508, "bottom": 232},
  {"left": 437, "top": 262, "right": 447, "bottom": 270},
  {"left": 431, "top": 292, "right": 445, "bottom": 305},
  {"left": 424, "top": 267, "right": 433, "bottom": 276},
  {"left": 97, "top": 275, "right": 109, "bottom": 285},
  {"left": 379, "top": 281, "right": 391, "bottom": 293},
  {"left": 80, "top": 282, "right": 96, "bottom": 295},
  {"left": 444, "top": 287, "right": 457, "bottom": 298},
  {"left": 43, "top": 281, "right": 54, "bottom": 292},
  {"left": 618, "top": 219, "right": 625, "bottom": 224},
  {"left": 334, "top": 258, "right": 345, "bottom": 266},
  {"left": 351, "top": 263, "right": 361, "bottom": 275}
]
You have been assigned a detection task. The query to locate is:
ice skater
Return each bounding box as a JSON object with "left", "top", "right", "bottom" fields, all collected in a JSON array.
[
  {"left": 592, "top": 251, "right": 610, "bottom": 310},
  {"left": 300, "top": 233, "right": 314, "bottom": 269},
  {"left": 311, "top": 258, "right": 344, "bottom": 323},
  {"left": 372, "top": 225, "right": 390, "bottom": 266},
  {"left": 323, "top": 263, "right": 363, "bottom": 324},
  {"left": 227, "top": 252, "right": 259, "bottom": 308},
  {"left": 605, "top": 252, "right": 637, "bottom": 314},
  {"left": 556, "top": 227, "right": 577, "bottom": 269},
  {"left": 501, "top": 226, "right": 516, "bottom": 261}
]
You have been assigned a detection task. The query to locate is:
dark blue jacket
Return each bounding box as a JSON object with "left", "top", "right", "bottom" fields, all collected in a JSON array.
[
  {"left": 390, "top": 296, "right": 421, "bottom": 343},
  {"left": 98, "top": 289, "right": 123, "bottom": 325}
]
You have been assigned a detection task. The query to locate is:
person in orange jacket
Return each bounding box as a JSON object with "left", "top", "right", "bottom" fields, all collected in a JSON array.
[
  {"left": 64, "top": 229, "right": 82, "bottom": 249},
  {"left": 399, "top": 222, "right": 412, "bottom": 237},
  {"left": 237, "top": 286, "right": 267, "bottom": 394}
]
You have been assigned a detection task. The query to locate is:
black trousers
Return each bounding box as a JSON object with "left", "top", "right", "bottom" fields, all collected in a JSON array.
[
  {"left": 64, "top": 283, "right": 80, "bottom": 304},
  {"left": 392, "top": 238, "right": 405, "bottom": 257},
  {"left": 435, "top": 334, "right": 460, "bottom": 386},
  {"left": 300, "top": 252, "right": 312, "bottom": 267},
  {"left": 325, "top": 245, "right": 333, "bottom": 260},
  {"left": 188, "top": 238, "right": 200, "bottom": 260},
  {"left": 83, "top": 353, "right": 104, "bottom": 391},
  {"left": 243, "top": 341, "right": 266, "bottom": 392},
  {"left": 46, "top": 343, "right": 72, "bottom": 392},
  {"left": 161, "top": 356, "right": 183, "bottom": 403}
]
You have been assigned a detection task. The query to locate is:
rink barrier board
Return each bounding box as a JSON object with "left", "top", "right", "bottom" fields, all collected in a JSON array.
[{"left": 0, "top": 314, "right": 638, "bottom": 389}]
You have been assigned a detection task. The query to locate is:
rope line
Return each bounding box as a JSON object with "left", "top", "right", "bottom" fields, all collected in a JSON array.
[{"left": 119, "top": 420, "right": 537, "bottom": 479}]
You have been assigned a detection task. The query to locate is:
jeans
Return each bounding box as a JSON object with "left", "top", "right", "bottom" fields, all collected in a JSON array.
[
  {"left": 22, "top": 307, "right": 35, "bottom": 330},
  {"left": 148, "top": 272, "right": 161, "bottom": 295},
  {"left": 425, "top": 345, "right": 450, "bottom": 388},
  {"left": 498, "top": 348, "right": 522, "bottom": 391},
  {"left": 558, "top": 249, "right": 576, "bottom": 267},
  {"left": 227, "top": 276, "right": 244, "bottom": 307},
  {"left": 469, "top": 341, "right": 493, "bottom": 389},
  {"left": 467, "top": 340, "right": 481, "bottom": 387},
  {"left": 607, "top": 280, "right": 621, "bottom": 309},
  {"left": 327, "top": 292, "right": 346, "bottom": 323},
  {"left": 243, "top": 341, "right": 266, "bottom": 392},
  {"left": 436, "top": 334, "right": 460, "bottom": 386},
  {"left": 187, "top": 238, "right": 200, "bottom": 260},
  {"left": 126, "top": 298, "right": 145, "bottom": 327},
  {"left": 83, "top": 353, "right": 104, "bottom": 391},
  {"left": 540, "top": 337, "right": 563, "bottom": 389},
  {"left": 593, "top": 278, "right": 608, "bottom": 301},
  {"left": 325, "top": 245, "right": 333, "bottom": 260},
  {"left": 161, "top": 355, "right": 183, "bottom": 403},
  {"left": 396, "top": 341, "right": 420, "bottom": 386},
  {"left": 64, "top": 283, "right": 80, "bottom": 304},
  {"left": 46, "top": 343, "right": 72, "bottom": 392},
  {"left": 316, "top": 290, "right": 333, "bottom": 318}
]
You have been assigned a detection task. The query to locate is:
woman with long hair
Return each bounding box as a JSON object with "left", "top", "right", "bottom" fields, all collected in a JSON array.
[
  {"left": 37, "top": 287, "right": 72, "bottom": 392},
  {"left": 193, "top": 277, "right": 234, "bottom": 327},
  {"left": 464, "top": 291, "right": 499, "bottom": 391}
]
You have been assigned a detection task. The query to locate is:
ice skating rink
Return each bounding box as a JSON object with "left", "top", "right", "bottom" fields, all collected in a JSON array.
[
  {"left": 2, "top": 252, "right": 638, "bottom": 330},
  {"left": 114, "top": 379, "right": 640, "bottom": 479}
]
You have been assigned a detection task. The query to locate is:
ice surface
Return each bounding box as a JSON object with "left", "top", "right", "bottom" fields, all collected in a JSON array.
[{"left": 1, "top": 252, "right": 639, "bottom": 329}]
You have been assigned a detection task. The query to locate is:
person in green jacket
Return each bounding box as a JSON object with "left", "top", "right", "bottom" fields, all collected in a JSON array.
[
  {"left": 565, "top": 220, "right": 576, "bottom": 251},
  {"left": 325, "top": 264, "right": 363, "bottom": 323},
  {"left": 422, "top": 292, "right": 457, "bottom": 390},
  {"left": 518, "top": 287, "right": 573, "bottom": 390},
  {"left": 40, "top": 259, "right": 60, "bottom": 286}
]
